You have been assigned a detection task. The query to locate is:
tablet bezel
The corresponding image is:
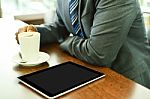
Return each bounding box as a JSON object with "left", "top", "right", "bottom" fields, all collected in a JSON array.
[{"left": 18, "top": 62, "right": 105, "bottom": 98}]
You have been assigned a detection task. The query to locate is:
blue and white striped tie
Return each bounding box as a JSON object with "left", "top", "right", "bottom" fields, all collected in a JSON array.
[{"left": 69, "top": 0, "right": 85, "bottom": 38}]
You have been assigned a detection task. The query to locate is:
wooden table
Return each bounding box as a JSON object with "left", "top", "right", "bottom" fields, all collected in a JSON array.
[{"left": 0, "top": 18, "right": 150, "bottom": 99}]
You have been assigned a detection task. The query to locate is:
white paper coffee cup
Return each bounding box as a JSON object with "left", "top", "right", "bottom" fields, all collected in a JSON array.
[{"left": 18, "top": 32, "right": 40, "bottom": 62}]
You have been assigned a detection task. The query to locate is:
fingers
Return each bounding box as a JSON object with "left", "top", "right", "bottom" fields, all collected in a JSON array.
[
  {"left": 15, "top": 32, "right": 19, "bottom": 44},
  {"left": 16, "top": 26, "right": 27, "bottom": 44},
  {"left": 18, "top": 26, "right": 28, "bottom": 33},
  {"left": 16, "top": 25, "right": 37, "bottom": 44},
  {"left": 27, "top": 24, "right": 37, "bottom": 32},
  {"left": 18, "top": 25, "right": 37, "bottom": 33}
]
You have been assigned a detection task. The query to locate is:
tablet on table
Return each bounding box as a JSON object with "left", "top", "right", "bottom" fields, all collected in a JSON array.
[{"left": 18, "top": 61, "right": 105, "bottom": 98}]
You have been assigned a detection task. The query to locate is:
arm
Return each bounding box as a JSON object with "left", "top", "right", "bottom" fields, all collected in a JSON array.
[
  {"left": 36, "top": 10, "right": 70, "bottom": 44},
  {"left": 60, "top": 0, "right": 139, "bottom": 66}
]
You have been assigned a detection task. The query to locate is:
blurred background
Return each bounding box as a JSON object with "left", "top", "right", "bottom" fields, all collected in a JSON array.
[
  {"left": 0, "top": 0, "right": 150, "bottom": 41},
  {"left": 0, "top": 0, "right": 57, "bottom": 24},
  {"left": 138, "top": 0, "right": 150, "bottom": 42}
]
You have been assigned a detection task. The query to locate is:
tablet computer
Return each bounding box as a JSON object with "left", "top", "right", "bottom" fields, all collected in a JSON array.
[{"left": 18, "top": 61, "right": 105, "bottom": 98}]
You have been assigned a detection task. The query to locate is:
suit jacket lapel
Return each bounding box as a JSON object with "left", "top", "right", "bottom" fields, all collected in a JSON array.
[
  {"left": 78, "top": 0, "right": 88, "bottom": 37},
  {"left": 78, "top": 0, "right": 82, "bottom": 24}
]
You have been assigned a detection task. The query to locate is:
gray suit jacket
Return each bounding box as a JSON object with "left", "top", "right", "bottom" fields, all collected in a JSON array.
[{"left": 36, "top": 0, "right": 150, "bottom": 88}]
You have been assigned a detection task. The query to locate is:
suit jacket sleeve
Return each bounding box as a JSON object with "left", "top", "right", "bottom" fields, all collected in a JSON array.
[
  {"left": 36, "top": 10, "right": 70, "bottom": 44},
  {"left": 60, "top": 0, "right": 139, "bottom": 66}
]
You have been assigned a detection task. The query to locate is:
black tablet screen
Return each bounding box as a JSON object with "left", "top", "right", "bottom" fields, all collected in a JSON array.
[{"left": 18, "top": 62, "right": 105, "bottom": 98}]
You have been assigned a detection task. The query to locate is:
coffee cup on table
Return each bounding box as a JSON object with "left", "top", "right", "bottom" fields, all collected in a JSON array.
[{"left": 18, "top": 32, "right": 40, "bottom": 62}]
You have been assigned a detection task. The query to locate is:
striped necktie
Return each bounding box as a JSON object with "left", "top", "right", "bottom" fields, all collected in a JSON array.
[{"left": 69, "top": 0, "right": 85, "bottom": 38}]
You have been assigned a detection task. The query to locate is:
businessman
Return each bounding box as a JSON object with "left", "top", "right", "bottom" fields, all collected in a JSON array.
[{"left": 16, "top": 0, "right": 150, "bottom": 89}]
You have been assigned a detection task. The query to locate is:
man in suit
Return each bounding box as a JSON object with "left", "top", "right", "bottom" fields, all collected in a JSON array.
[{"left": 16, "top": 0, "right": 150, "bottom": 89}]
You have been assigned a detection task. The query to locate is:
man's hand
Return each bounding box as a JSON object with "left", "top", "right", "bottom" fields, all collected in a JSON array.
[{"left": 15, "top": 25, "right": 37, "bottom": 44}]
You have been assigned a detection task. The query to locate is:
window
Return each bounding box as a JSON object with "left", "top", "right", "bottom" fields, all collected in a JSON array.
[
  {"left": 139, "top": 0, "right": 150, "bottom": 39},
  {"left": 139, "top": 0, "right": 150, "bottom": 7},
  {"left": 1, "top": 0, "right": 57, "bottom": 24},
  {"left": 139, "top": 0, "right": 150, "bottom": 13}
]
